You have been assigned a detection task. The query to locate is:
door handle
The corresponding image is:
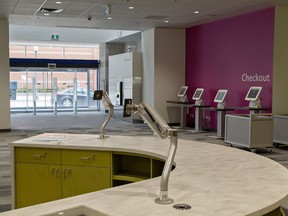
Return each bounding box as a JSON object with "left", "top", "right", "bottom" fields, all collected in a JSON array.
[
  {"left": 80, "top": 154, "right": 95, "bottom": 161},
  {"left": 63, "top": 168, "right": 71, "bottom": 178},
  {"left": 33, "top": 152, "right": 47, "bottom": 159}
]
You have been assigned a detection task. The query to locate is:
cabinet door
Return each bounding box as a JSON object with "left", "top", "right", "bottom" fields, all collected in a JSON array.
[
  {"left": 62, "top": 150, "right": 111, "bottom": 167},
  {"left": 15, "top": 163, "right": 61, "bottom": 208},
  {"left": 62, "top": 165, "right": 111, "bottom": 198}
]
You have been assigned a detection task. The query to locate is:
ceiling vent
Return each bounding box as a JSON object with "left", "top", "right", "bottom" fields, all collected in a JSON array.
[
  {"left": 40, "top": 8, "right": 63, "bottom": 13},
  {"left": 144, "top": 15, "right": 168, "bottom": 20}
]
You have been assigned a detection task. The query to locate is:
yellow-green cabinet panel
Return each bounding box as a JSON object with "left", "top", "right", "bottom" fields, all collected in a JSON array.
[
  {"left": 61, "top": 150, "right": 111, "bottom": 199},
  {"left": 15, "top": 163, "right": 61, "bottom": 208},
  {"left": 62, "top": 150, "right": 111, "bottom": 167},
  {"left": 61, "top": 165, "right": 111, "bottom": 198},
  {"left": 15, "top": 147, "right": 61, "bottom": 164}
]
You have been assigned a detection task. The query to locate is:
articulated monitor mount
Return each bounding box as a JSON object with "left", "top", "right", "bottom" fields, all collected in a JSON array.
[
  {"left": 123, "top": 99, "right": 178, "bottom": 205},
  {"left": 93, "top": 90, "right": 114, "bottom": 139}
]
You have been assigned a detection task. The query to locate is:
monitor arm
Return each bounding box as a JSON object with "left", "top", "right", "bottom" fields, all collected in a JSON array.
[
  {"left": 93, "top": 90, "right": 114, "bottom": 139},
  {"left": 125, "top": 102, "right": 178, "bottom": 205}
]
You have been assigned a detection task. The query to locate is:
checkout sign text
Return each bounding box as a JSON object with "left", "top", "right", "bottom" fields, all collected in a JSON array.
[{"left": 242, "top": 73, "right": 270, "bottom": 82}]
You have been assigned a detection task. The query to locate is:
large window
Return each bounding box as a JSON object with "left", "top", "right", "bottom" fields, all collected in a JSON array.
[
  {"left": 10, "top": 45, "right": 99, "bottom": 60},
  {"left": 9, "top": 44, "right": 100, "bottom": 112}
]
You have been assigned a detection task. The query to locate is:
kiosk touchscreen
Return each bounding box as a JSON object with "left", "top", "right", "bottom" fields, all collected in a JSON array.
[
  {"left": 177, "top": 86, "right": 188, "bottom": 102},
  {"left": 214, "top": 89, "right": 228, "bottom": 109},
  {"left": 192, "top": 88, "right": 204, "bottom": 105},
  {"left": 245, "top": 86, "right": 262, "bottom": 108}
]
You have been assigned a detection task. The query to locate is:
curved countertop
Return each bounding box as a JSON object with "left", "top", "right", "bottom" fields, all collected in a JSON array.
[{"left": 3, "top": 133, "right": 288, "bottom": 216}]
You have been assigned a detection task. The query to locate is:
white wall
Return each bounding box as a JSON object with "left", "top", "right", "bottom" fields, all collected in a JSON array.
[
  {"left": 142, "top": 29, "right": 155, "bottom": 106},
  {"left": 0, "top": 20, "right": 10, "bottom": 130},
  {"left": 109, "top": 52, "right": 134, "bottom": 104},
  {"left": 142, "top": 28, "right": 186, "bottom": 123},
  {"left": 10, "top": 25, "right": 138, "bottom": 46},
  {"left": 155, "top": 28, "right": 186, "bottom": 122},
  {"left": 108, "top": 52, "right": 142, "bottom": 122}
]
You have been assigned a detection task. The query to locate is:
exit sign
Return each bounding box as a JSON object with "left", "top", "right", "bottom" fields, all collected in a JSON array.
[{"left": 51, "top": 34, "right": 59, "bottom": 41}]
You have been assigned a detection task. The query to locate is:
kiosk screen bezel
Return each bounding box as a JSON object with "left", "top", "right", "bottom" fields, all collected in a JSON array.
[
  {"left": 245, "top": 86, "right": 262, "bottom": 101},
  {"left": 192, "top": 88, "right": 204, "bottom": 100},
  {"left": 214, "top": 89, "right": 228, "bottom": 103},
  {"left": 177, "top": 86, "right": 188, "bottom": 97}
]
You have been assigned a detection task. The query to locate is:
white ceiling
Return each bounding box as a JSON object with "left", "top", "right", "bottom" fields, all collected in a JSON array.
[{"left": 1, "top": 0, "right": 288, "bottom": 45}]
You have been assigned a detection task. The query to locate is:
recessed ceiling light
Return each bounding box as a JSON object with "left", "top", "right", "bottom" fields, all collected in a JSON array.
[
  {"left": 44, "top": 13, "right": 50, "bottom": 16},
  {"left": 56, "top": 1, "right": 62, "bottom": 4},
  {"left": 194, "top": 11, "right": 200, "bottom": 14},
  {"left": 164, "top": 20, "right": 169, "bottom": 23},
  {"left": 129, "top": 6, "right": 134, "bottom": 9},
  {"left": 107, "top": 17, "right": 112, "bottom": 20}
]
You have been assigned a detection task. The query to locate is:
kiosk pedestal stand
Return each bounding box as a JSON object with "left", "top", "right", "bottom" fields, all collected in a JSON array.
[
  {"left": 245, "top": 86, "right": 262, "bottom": 114},
  {"left": 192, "top": 88, "right": 205, "bottom": 131},
  {"left": 216, "top": 101, "right": 228, "bottom": 138},
  {"left": 248, "top": 99, "right": 261, "bottom": 114},
  {"left": 177, "top": 86, "right": 188, "bottom": 127},
  {"left": 166, "top": 86, "right": 189, "bottom": 127},
  {"left": 178, "top": 95, "right": 188, "bottom": 127},
  {"left": 194, "top": 99, "right": 204, "bottom": 131}
]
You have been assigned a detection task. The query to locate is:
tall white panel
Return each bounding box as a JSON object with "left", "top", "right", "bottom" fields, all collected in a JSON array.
[{"left": 0, "top": 20, "right": 10, "bottom": 130}]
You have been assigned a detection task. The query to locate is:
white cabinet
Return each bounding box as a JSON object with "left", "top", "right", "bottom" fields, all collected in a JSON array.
[
  {"left": 109, "top": 52, "right": 142, "bottom": 122},
  {"left": 225, "top": 114, "right": 273, "bottom": 150},
  {"left": 274, "top": 114, "right": 288, "bottom": 145}
]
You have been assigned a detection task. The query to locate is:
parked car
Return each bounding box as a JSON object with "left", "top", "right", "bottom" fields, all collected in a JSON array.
[{"left": 56, "top": 87, "right": 95, "bottom": 107}]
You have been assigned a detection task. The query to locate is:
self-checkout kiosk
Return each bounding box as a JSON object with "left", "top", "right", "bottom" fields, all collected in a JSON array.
[
  {"left": 177, "top": 86, "right": 188, "bottom": 127},
  {"left": 245, "top": 86, "right": 262, "bottom": 113},
  {"left": 166, "top": 86, "right": 190, "bottom": 127},
  {"left": 192, "top": 88, "right": 204, "bottom": 106},
  {"left": 202, "top": 89, "right": 233, "bottom": 138},
  {"left": 231, "top": 86, "right": 268, "bottom": 114},
  {"left": 177, "top": 86, "right": 188, "bottom": 102},
  {"left": 214, "top": 90, "right": 229, "bottom": 138},
  {"left": 214, "top": 89, "right": 227, "bottom": 109},
  {"left": 192, "top": 88, "right": 205, "bottom": 131}
]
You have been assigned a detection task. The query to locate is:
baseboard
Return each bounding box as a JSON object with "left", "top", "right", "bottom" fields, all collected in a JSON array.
[
  {"left": 168, "top": 123, "right": 180, "bottom": 127},
  {"left": 0, "top": 129, "right": 11, "bottom": 132}
]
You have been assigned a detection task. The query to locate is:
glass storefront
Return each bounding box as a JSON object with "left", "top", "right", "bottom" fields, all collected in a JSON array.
[
  {"left": 9, "top": 44, "right": 100, "bottom": 113},
  {"left": 10, "top": 68, "right": 98, "bottom": 113}
]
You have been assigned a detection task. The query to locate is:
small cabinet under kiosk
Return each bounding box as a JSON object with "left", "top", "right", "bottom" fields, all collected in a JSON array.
[
  {"left": 274, "top": 114, "right": 288, "bottom": 146},
  {"left": 225, "top": 114, "right": 273, "bottom": 151}
]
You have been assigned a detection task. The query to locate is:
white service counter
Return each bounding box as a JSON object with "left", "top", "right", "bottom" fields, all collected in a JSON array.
[{"left": 1, "top": 133, "right": 288, "bottom": 216}]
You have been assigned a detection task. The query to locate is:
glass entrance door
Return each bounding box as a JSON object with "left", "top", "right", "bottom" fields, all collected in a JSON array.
[
  {"left": 10, "top": 68, "right": 99, "bottom": 113},
  {"left": 34, "top": 69, "right": 53, "bottom": 111}
]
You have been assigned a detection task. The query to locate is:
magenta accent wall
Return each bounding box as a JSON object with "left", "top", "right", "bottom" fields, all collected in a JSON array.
[{"left": 185, "top": 7, "right": 275, "bottom": 129}]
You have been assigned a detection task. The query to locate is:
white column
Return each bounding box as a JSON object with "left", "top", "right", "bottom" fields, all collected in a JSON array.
[
  {"left": 142, "top": 28, "right": 186, "bottom": 123},
  {"left": 0, "top": 20, "right": 10, "bottom": 130},
  {"left": 273, "top": 5, "right": 288, "bottom": 114}
]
